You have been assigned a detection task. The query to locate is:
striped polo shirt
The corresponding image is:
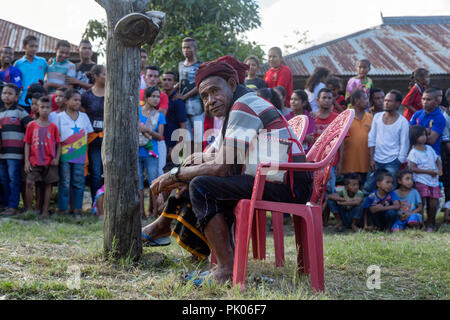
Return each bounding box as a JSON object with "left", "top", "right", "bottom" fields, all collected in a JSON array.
[
  {"left": 222, "top": 89, "right": 305, "bottom": 183},
  {"left": 0, "top": 104, "right": 33, "bottom": 159}
]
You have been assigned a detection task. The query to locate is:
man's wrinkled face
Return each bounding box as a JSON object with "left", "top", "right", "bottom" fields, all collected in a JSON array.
[{"left": 199, "top": 76, "right": 235, "bottom": 118}]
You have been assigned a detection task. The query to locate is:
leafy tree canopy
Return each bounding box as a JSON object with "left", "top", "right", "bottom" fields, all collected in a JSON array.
[{"left": 83, "top": 0, "right": 265, "bottom": 72}]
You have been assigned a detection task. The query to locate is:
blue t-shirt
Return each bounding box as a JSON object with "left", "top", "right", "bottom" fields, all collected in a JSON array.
[
  {"left": 164, "top": 93, "right": 187, "bottom": 148},
  {"left": 364, "top": 189, "right": 399, "bottom": 209},
  {"left": 138, "top": 107, "right": 166, "bottom": 158},
  {"left": 14, "top": 55, "right": 48, "bottom": 106},
  {"left": 395, "top": 188, "right": 422, "bottom": 214},
  {"left": 410, "top": 108, "right": 446, "bottom": 155},
  {"left": 0, "top": 66, "right": 22, "bottom": 88}
]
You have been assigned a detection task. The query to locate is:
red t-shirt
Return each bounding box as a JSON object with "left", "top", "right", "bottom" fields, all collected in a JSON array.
[
  {"left": 313, "top": 112, "right": 340, "bottom": 166},
  {"left": 264, "top": 64, "right": 293, "bottom": 108},
  {"left": 139, "top": 89, "right": 169, "bottom": 110},
  {"left": 402, "top": 84, "right": 425, "bottom": 121},
  {"left": 24, "top": 121, "right": 60, "bottom": 166}
]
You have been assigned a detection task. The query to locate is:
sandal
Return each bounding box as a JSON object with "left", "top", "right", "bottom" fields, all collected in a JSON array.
[
  {"left": 141, "top": 233, "right": 171, "bottom": 247},
  {"left": 182, "top": 271, "right": 213, "bottom": 286}
]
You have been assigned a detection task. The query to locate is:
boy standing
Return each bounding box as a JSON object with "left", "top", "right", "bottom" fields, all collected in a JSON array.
[
  {"left": 409, "top": 88, "right": 446, "bottom": 156},
  {"left": 24, "top": 96, "right": 61, "bottom": 218},
  {"left": 45, "top": 40, "right": 76, "bottom": 93},
  {"left": 364, "top": 171, "right": 401, "bottom": 231},
  {"left": 363, "top": 90, "right": 410, "bottom": 194},
  {"left": 341, "top": 89, "right": 373, "bottom": 184},
  {"left": 14, "top": 35, "right": 48, "bottom": 113},
  {"left": 178, "top": 37, "right": 204, "bottom": 137},
  {"left": 0, "top": 84, "right": 33, "bottom": 215},
  {"left": 49, "top": 87, "right": 68, "bottom": 124},
  {"left": 0, "top": 46, "right": 22, "bottom": 88}
]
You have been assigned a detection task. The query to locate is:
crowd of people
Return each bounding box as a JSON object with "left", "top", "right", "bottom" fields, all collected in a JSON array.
[{"left": 0, "top": 35, "right": 449, "bottom": 240}]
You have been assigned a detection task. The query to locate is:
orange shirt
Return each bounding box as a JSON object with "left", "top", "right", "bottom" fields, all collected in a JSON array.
[{"left": 341, "top": 112, "right": 373, "bottom": 173}]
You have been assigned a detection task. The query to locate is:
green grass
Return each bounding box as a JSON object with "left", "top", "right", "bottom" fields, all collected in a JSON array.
[{"left": 0, "top": 212, "right": 449, "bottom": 300}]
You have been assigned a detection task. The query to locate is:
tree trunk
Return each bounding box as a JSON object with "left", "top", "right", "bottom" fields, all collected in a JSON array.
[{"left": 96, "top": 0, "right": 152, "bottom": 261}]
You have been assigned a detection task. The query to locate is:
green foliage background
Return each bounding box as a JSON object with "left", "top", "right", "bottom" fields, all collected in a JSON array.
[{"left": 83, "top": 0, "right": 265, "bottom": 72}]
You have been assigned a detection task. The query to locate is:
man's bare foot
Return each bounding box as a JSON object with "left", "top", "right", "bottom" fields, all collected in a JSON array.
[
  {"left": 351, "top": 224, "right": 361, "bottom": 232},
  {"left": 364, "top": 225, "right": 374, "bottom": 231},
  {"left": 142, "top": 217, "right": 172, "bottom": 240},
  {"left": 209, "top": 265, "right": 233, "bottom": 284}
]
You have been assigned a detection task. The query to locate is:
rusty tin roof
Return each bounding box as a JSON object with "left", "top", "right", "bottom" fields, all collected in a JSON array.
[
  {"left": 0, "top": 18, "right": 79, "bottom": 54},
  {"left": 261, "top": 16, "right": 450, "bottom": 77}
]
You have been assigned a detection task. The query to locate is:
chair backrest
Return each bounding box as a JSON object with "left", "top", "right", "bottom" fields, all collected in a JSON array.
[
  {"left": 306, "top": 109, "right": 354, "bottom": 205},
  {"left": 288, "top": 115, "right": 309, "bottom": 144}
]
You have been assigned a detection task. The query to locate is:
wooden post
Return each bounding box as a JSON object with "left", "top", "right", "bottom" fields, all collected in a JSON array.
[{"left": 95, "top": 0, "right": 164, "bottom": 261}]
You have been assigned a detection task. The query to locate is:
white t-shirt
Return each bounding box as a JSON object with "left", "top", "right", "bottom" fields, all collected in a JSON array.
[
  {"left": 56, "top": 111, "right": 94, "bottom": 163},
  {"left": 407, "top": 145, "right": 439, "bottom": 187},
  {"left": 368, "top": 112, "right": 410, "bottom": 164}
]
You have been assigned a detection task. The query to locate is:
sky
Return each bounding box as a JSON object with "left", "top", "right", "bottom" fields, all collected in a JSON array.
[{"left": 1, "top": 0, "right": 449, "bottom": 60}]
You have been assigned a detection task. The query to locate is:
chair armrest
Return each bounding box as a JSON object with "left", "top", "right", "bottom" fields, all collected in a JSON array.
[{"left": 259, "top": 161, "right": 326, "bottom": 172}]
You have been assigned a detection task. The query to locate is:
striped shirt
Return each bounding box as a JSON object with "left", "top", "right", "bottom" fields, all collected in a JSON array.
[
  {"left": 223, "top": 89, "right": 305, "bottom": 183},
  {"left": 0, "top": 104, "right": 33, "bottom": 159}
]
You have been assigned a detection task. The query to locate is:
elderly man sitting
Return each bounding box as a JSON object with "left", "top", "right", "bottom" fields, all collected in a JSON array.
[{"left": 142, "top": 56, "right": 312, "bottom": 284}]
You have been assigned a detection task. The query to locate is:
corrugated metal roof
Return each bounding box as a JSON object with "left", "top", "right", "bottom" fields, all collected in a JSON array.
[
  {"left": 0, "top": 18, "right": 79, "bottom": 54},
  {"left": 260, "top": 16, "right": 450, "bottom": 77}
]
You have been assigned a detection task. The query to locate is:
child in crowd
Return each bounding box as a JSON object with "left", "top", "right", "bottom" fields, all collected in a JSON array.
[
  {"left": 313, "top": 88, "right": 342, "bottom": 194},
  {"left": 24, "top": 96, "right": 61, "bottom": 218},
  {"left": 49, "top": 87, "right": 68, "bottom": 124},
  {"left": 14, "top": 35, "right": 48, "bottom": 113},
  {"left": 45, "top": 40, "right": 76, "bottom": 93},
  {"left": 325, "top": 76, "right": 346, "bottom": 113},
  {"left": 0, "top": 46, "right": 22, "bottom": 89},
  {"left": 30, "top": 92, "right": 44, "bottom": 119},
  {"left": 391, "top": 169, "right": 423, "bottom": 232},
  {"left": 402, "top": 68, "right": 430, "bottom": 121},
  {"left": 287, "top": 90, "right": 315, "bottom": 152},
  {"left": 56, "top": 89, "right": 93, "bottom": 216},
  {"left": 345, "top": 59, "right": 373, "bottom": 107},
  {"left": 92, "top": 184, "right": 105, "bottom": 219},
  {"left": 410, "top": 88, "right": 446, "bottom": 157},
  {"left": 327, "top": 173, "right": 365, "bottom": 232},
  {"left": 369, "top": 88, "right": 385, "bottom": 115},
  {"left": 341, "top": 89, "right": 372, "bottom": 185},
  {"left": 407, "top": 125, "right": 442, "bottom": 232},
  {"left": 244, "top": 55, "right": 266, "bottom": 91},
  {"left": 139, "top": 86, "right": 166, "bottom": 218},
  {"left": 305, "top": 67, "right": 330, "bottom": 114},
  {"left": 363, "top": 171, "right": 401, "bottom": 231},
  {"left": 0, "top": 84, "right": 33, "bottom": 215}
]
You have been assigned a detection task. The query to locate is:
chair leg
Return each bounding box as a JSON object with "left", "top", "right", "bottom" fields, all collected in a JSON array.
[
  {"left": 301, "top": 216, "right": 310, "bottom": 274},
  {"left": 272, "top": 211, "right": 284, "bottom": 267},
  {"left": 312, "top": 208, "right": 325, "bottom": 291},
  {"left": 304, "top": 213, "right": 321, "bottom": 292},
  {"left": 233, "top": 201, "right": 253, "bottom": 290},
  {"left": 293, "top": 215, "right": 306, "bottom": 274},
  {"left": 252, "top": 210, "right": 266, "bottom": 260}
]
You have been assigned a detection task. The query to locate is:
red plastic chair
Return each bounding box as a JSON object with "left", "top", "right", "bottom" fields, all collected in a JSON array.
[
  {"left": 288, "top": 115, "right": 309, "bottom": 145},
  {"left": 232, "top": 109, "right": 354, "bottom": 291}
]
